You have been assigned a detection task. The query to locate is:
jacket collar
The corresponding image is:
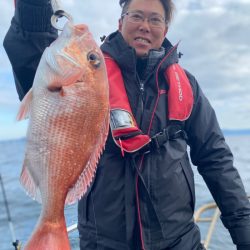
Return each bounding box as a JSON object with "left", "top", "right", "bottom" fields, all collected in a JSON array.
[{"left": 101, "top": 31, "right": 136, "bottom": 74}]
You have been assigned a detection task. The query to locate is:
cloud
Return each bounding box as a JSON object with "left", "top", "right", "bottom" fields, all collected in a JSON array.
[
  {"left": 62, "top": 0, "right": 121, "bottom": 40},
  {"left": 0, "top": 0, "right": 250, "bottom": 140},
  {"left": 167, "top": 1, "right": 250, "bottom": 128}
]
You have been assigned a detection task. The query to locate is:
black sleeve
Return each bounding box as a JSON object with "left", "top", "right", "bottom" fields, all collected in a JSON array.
[
  {"left": 3, "top": 0, "right": 58, "bottom": 100},
  {"left": 185, "top": 71, "right": 250, "bottom": 246},
  {"left": 237, "top": 245, "right": 250, "bottom": 250}
]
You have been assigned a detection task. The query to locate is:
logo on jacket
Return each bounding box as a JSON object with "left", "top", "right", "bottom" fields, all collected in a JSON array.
[{"left": 173, "top": 65, "right": 183, "bottom": 102}]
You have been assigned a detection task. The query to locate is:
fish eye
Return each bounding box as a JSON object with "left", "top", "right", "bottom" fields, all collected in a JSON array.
[{"left": 87, "top": 51, "right": 101, "bottom": 68}]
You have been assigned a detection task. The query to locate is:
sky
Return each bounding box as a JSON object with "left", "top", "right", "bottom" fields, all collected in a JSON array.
[{"left": 0, "top": 0, "right": 250, "bottom": 141}]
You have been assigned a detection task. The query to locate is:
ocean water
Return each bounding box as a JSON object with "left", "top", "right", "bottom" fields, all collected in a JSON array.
[{"left": 0, "top": 135, "right": 249, "bottom": 250}]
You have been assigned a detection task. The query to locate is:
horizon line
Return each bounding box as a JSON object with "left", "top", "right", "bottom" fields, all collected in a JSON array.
[{"left": 1, "top": 128, "right": 250, "bottom": 143}]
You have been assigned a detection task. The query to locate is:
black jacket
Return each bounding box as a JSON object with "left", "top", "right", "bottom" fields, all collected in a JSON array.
[{"left": 4, "top": 1, "right": 250, "bottom": 249}]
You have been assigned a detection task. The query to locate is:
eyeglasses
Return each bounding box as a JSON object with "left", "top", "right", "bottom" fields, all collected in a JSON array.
[{"left": 121, "top": 11, "right": 167, "bottom": 28}]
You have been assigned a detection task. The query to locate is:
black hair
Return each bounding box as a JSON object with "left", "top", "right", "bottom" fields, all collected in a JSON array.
[{"left": 119, "top": 0, "right": 175, "bottom": 24}]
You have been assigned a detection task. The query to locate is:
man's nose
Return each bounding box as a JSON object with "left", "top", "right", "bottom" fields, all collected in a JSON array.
[{"left": 138, "top": 18, "right": 150, "bottom": 32}]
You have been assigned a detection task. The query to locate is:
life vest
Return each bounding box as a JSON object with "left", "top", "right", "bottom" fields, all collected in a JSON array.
[{"left": 104, "top": 54, "right": 193, "bottom": 155}]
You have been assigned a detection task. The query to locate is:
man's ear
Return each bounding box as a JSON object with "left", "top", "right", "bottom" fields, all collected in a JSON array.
[{"left": 118, "top": 18, "right": 123, "bottom": 31}]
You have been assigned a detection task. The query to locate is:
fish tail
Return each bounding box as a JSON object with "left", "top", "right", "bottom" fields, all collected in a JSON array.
[{"left": 24, "top": 218, "right": 71, "bottom": 250}]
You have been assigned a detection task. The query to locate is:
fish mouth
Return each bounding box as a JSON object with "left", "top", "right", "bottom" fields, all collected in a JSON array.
[
  {"left": 63, "top": 22, "right": 91, "bottom": 39},
  {"left": 74, "top": 24, "right": 89, "bottom": 35}
]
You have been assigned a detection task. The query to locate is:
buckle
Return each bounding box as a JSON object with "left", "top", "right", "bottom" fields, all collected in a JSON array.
[
  {"left": 171, "top": 129, "right": 188, "bottom": 140},
  {"left": 150, "top": 135, "right": 160, "bottom": 149},
  {"left": 151, "top": 129, "right": 169, "bottom": 150},
  {"left": 134, "top": 128, "right": 187, "bottom": 156}
]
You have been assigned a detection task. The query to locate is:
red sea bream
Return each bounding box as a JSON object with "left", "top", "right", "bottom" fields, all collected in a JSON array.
[{"left": 17, "top": 21, "right": 109, "bottom": 250}]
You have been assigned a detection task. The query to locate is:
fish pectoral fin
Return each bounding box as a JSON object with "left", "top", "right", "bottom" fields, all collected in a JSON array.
[{"left": 16, "top": 88, "right": 33, "bottom": 121}]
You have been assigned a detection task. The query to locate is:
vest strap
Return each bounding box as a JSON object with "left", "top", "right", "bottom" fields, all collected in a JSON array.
[{"left": 137, "top": 124, "right": 188, "bottom": 155}]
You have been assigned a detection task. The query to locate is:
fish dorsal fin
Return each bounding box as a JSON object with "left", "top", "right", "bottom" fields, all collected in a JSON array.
[
  {"left": 65, "top": 111, "right": 110, "bottom": 205},
  {"left": 16, "top": 88, "right": 33, "bottom": 121}
]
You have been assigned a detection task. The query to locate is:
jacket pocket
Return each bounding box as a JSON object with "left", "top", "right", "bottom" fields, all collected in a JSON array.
[
  {"left": 180, "top": 158, "right": 195, "bottom": 211},
  {"left": 149, "top": 154, "right": 195, "bottom": 239}
]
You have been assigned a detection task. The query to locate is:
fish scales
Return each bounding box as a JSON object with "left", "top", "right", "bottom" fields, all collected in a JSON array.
[{"left": 17, "top": 22, "right": 109, "bottom": 250}]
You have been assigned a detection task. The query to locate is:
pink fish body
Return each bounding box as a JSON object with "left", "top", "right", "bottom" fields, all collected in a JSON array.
[{"left": 17, "top": 22, "right": 109, "bottom": 250}]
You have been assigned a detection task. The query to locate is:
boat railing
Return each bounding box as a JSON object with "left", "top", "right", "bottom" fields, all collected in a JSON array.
[
  {"left": 194, "top": 195, "right": 250, "bottom": 249},
  {"left": 67, "top": 223, "right": 78, "bottom": 233},
  {"left": 194, "top": 202, "right": 220, "bottom": 249}
]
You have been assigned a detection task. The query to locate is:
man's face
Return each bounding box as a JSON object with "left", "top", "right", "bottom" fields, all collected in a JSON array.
[{"left": 119, "top": 0, "right": 168, "bottom": 57}]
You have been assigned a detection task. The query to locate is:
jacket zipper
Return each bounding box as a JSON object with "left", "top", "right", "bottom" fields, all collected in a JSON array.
[
  {"left": 136, "top": 68, "right": 155, "bottom": 127},
  {"left": 140, "top": 82, "right": 144, "bottom": 111},
  {"left": 135, "top": 44, "right": 179, "bottom": 250},
  {"left": 137, "top": 74, "right": 145, "bottom": 125}
]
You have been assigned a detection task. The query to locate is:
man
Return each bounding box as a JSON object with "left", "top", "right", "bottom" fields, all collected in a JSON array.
[{"left": 4, "top": 0, "right": 250, "bottom": 249}]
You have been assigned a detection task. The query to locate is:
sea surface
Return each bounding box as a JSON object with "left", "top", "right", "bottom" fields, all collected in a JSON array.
[{"left": 0, "top": 135, "right": 249, "bottom": 250}]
